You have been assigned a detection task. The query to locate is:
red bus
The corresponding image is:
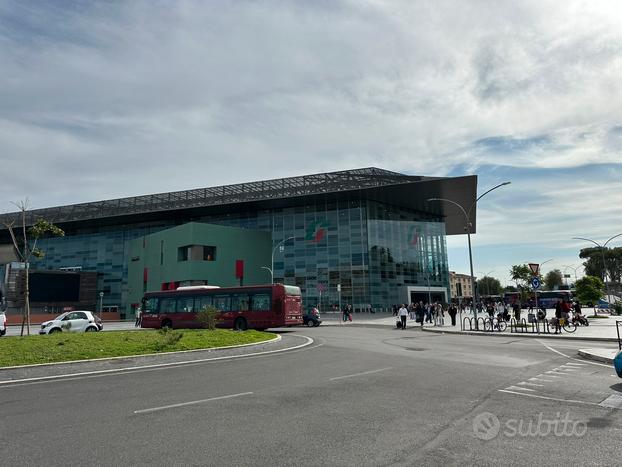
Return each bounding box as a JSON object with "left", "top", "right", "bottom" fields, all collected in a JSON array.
[{"left": 140, "top": 284, "right": 303, "bottom": 331}]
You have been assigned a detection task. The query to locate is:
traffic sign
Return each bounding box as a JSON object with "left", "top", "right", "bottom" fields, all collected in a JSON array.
[
  {"left": 528, "top": 263, "right": 540, "bottom": 275},
  {"left": 531, "top": 277, "right": 541, "bottom": 289}
]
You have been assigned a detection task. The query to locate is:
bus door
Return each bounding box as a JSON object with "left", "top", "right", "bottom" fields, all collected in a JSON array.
[
  {"left": 177, "top": 295, "right": 198, "bottom": 328},
  {"left": 249, "top": 291, "right": 272, "bottom": 328}
]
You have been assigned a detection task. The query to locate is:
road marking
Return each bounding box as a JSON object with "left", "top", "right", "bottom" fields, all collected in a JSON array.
[
  {"left": 329, "top": 367, "right": 393, "bottom": 381},
  {"left": 498, "top": 389, "right": 599, "bottom": 406},
  {"left": 134, "top": 392, "right": 253, "bottom": 414},
  {"left": 536, "top": 339, "right": 613, "bottom": 368},
  {"left": 565, "top": 362, "right": 586, "bottom": 366},
  {"left": 506, "top": 385, "right": 535, "bottom": 392},
  {"left": 517, "top": 381, "right": 544, "bottom": 387},
  {"left": 543, "top": 372, "right": 563, "bottom": 377},
  {"left": 529, "top": 377, "right": 555, "bottom": 383},
  {"left": 599, "top": 394, "right": 622, "bottom": 409},
  {"left": 536, "top": 340, "right": 571, "bottom": 358},
  {"left": 0, "top": 335, "right": 314, "bottom": 387}
]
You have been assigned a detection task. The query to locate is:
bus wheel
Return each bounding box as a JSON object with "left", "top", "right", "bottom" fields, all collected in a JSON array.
[
  {"left": 161, "top": 319, "right": 172, "bottom": 329},
  {"left": 234, "top": 318, "right": 247, "bottom": 331}
]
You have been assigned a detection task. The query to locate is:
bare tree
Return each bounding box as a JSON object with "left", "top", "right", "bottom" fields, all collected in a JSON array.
[{"left": 2, "top": 199, "right": 64, "bottom": 336}]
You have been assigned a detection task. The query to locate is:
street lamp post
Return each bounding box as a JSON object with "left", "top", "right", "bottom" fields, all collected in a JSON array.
[
  {"left": 427, "top": 181, "right": 510, "bottom": 322},
  {"left": 563, "top": 265, "right": 582, "bottom": 286},
  {"left": 478, "top": 270, "right": 495, "bottom": 297},
  {"left": 262, "top": 236, "right": 295, "bottom": 284},
  {"left": 572, "top": 233, "right": 622, "bottom": 305},
  {"left": 524, "top": 258, "right": 552, "bottom": 311},
  {"left": 99, "top": 291, "right": 104, "bottom": 321}
]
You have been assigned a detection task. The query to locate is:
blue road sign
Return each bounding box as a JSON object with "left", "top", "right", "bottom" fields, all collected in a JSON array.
[{"left": 531, "top": 277, "right": 541, "bottom": 289}]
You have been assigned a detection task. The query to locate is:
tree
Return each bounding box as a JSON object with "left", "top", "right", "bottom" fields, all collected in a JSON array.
[
  {"left": 509, "top": 264, "right": 533, "bottom": 302},
  {"left": 476, "top": 276, "right": 502, "bottom": 296},
  {"left": 574, "top": 276, "right": 604, "bottom": 313},
  {"left": 579, "top": 247, "right": 622, "bottom": 284},
  {"left": 544, "top": 269, "right": 563, "bottom": 290},
  {"left": 2, "top": 200, "right": 64, "bottom": 335}
]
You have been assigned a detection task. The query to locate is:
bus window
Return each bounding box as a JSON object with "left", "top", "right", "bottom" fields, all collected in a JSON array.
[
  {"left": 178, "top": 296, "right": 195, "bottom": 312},
  {"left": 159, "top": 297, "right": 177, "bottom": 313},
  {"left": 144, "top": 297, "right": 159, "bottom": 313},
  {"left": 231, "top": 294, "right": 250, "bottom": 311},
  {"left": 195, "top": 295, "right": 213, "bottom": 311},
  {"left": 214, "top": 294, "right": 231, "bottom": 312},
  {"left": 251, "top": 294, "right": 271, "bottom": 311}
]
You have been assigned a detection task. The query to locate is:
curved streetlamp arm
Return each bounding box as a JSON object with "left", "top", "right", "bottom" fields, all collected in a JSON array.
[
  {"left": 572, "top": 237, "right": 602, "bottom": 249},
  {"left": 427, "top": 198, "right": 469, "bottom": 222},
  {"left": 604, "top": 232, "right": 622, "bottom": 247},
  {"left": 467, "top": 181, "right": 511, "bottom": 218}
]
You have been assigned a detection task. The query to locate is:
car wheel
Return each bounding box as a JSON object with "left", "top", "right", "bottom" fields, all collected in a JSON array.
[
  {"left": 313, "top": 321, "right": 320, "bottom": 327},
  {"left": 49, "top": 328, "right": 61, "bottom": 334},
  {"left": 85, "top": 326, "right": 98, "bottom": 332},
  {"left": 234, "top": 317, "right": 248, "bottom": 331},
  {"left": 306, "top": 320, "right": 315, "bottom": 327}
]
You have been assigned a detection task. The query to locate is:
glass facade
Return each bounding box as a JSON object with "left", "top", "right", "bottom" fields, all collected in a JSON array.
[{"left": 30, "top": 198, "right": 449, "bottom": 314}]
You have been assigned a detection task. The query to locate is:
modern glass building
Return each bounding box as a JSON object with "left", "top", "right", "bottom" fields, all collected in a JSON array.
[{"left": 0, "top": 168, "right": 477, "bottom": 318}]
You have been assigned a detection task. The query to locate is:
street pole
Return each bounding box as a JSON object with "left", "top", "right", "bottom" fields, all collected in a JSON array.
[
  {"left": 99, "top": 291, "right": 104, "bottom": 321},
  {"left": 268, "top": 236, "right": 294, "bottom": 284},
  {"left": 573, "top": 233, "right": 622, "bottom": 306},
  {"left": 427, "top": 181, "right": 511, "bottom": 323}
]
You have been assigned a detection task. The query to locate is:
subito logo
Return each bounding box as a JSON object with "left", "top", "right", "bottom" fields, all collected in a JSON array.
[{"left": 473, "top": 412, "right": 500, "bottom": 440}]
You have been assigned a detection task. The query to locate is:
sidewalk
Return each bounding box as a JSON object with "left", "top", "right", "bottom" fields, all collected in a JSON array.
[{"left": 322, "top": 312, "right": 622, "bottom": 342}]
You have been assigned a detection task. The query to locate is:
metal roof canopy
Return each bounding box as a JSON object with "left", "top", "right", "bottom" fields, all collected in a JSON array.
[{"left": 0, "top": 167, "right": 477, "bottom": 236}]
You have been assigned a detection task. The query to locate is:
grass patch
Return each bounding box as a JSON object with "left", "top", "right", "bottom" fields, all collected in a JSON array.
[{"left": 0, "top": 329, "right": 274, "bottom": 367}]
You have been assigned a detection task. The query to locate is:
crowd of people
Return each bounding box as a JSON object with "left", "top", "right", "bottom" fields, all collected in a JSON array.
[{"left": 393, "top": 302, "right": 459, "bottom": 329}]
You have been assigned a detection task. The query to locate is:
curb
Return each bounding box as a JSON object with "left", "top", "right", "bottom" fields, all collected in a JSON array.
[
  {"left": 0, "top": 333, "right": 282, "bottom": 371},
  {"left": 420, "top": 326, "right": 620, "bottom": 342},
  {"left": 577, "top": 349, "right": 616, "bottom": 364}
]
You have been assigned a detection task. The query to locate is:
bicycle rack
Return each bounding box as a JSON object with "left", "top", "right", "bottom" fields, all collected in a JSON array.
[
  {"left": 510, "top": 318, "right": 529, "bottom": 333},
  {"left": 476, "top": 317, "right": 486, "bottom": 332},
  {"left": 462, "top": 316, "right": 473, "bottom": 331}
]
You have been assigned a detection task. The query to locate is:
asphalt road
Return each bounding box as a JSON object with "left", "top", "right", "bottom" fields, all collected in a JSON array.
[{"left": 1, "top": 326, "right": 621, "bottom": 466}]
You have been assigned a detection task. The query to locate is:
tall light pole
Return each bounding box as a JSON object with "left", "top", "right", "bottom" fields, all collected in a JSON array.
[
  {"left": 99, "top": 291, "right": 104, "bottom": 321},
  {"left": 563, "top": 264, "right": 582, "bottom": 286},
  {"left": 478, "top": 269, "right": 495, "bottom": 297},
  {"left": 572, "top": 233, "right": 622, "bottom": 304},
  {"left": 524, "top": 258, "right": 552, "bottom": 310},
  {"left": 262, "top": 236, "right": 295, "bottom": 284},
  {"left": 427, "top": 181, "right": 511, "bottom": 321}
]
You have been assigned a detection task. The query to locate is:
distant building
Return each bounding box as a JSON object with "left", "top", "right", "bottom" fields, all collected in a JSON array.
[
  {"left": 449, "top": 271, "right": 475, "bottom": 300},
  {"left": 0, "top": 168, "right": 478, "bottom": 320}
]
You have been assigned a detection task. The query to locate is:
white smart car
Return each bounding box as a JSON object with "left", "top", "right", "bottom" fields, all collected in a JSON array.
[
  {"left": 0, "top": 312, "right": 6, "bottom": 336},
  {"left": 39, "top": 311, "right": 103, "bottom": 334}
]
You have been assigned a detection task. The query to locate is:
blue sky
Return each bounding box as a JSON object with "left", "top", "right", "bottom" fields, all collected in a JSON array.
[{"left": 1, "top": 1, "right": 621, "bottom": 286}]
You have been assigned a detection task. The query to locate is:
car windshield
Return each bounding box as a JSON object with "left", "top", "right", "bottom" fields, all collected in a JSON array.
[{"left": 54, "top": 312, "right": 70, "bottom": 321}]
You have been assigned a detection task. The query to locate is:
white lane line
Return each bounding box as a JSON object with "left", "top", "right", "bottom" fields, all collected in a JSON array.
[
  {"left": 530, "top": 377, "right": 555, "bottom": 383},
  {"left": 565, "top": 362, "right": 586, "bottom": 366},
  {"left": 330, "top": 367, "right": 393, "bottom": 381},
  {"left": 536, "top": 339, "right": 613, "bottom": 368},
  {"left": 498, "top": 390, "right": 599, "bottom": 406},
  {"left": 134, "top": 392, "right": 253, "bottom": 414},
  {"left": 506, "top": 385, "right": 535, "bottom": 392},
  {"left": 536, "top": 339, "right": 571, "bottom": 358},
  {"left": 518, "top": 381, "right": 544, "bottom": 387},
  {"left": 0, "top": 335, "right": 314, "bottom": 387}
]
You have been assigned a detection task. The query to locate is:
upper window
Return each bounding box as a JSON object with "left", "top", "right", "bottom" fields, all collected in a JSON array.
[{"left": 178, "top": 245, "right": 217, "bottom": 262}]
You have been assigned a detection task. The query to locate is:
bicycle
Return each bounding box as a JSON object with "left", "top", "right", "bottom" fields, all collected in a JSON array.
[
  {"left": 484, "top": 317, "right": 507, "bottom": 332},
  {"left": 549, "top": 317, "right": 576, "bottom": 334}
]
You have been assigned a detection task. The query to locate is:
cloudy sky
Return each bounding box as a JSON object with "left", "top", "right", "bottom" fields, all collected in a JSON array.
[{"left": 1, "top": 0, "right": 621, "bottom": 285}]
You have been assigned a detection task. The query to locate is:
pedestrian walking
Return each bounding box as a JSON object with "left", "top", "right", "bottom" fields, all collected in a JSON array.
[
  {"left": 134, "top": 307, "right": 142, "bottom": 327},
  {"left": 398, "top": 304, "right": 408, "bottom": 330},
  {"left": 448, "top": 304, "right": 457, "bottom": 326}
]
